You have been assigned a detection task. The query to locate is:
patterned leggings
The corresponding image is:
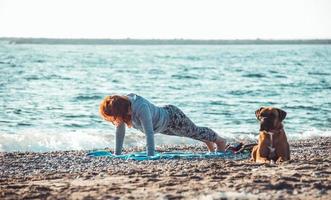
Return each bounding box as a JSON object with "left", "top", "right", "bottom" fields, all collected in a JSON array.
[{"left": 161, "top": 105, "right": 219, "bottom": 142}]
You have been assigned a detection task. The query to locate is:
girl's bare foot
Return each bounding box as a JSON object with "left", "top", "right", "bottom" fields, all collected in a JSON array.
[
  {"left": 204, "top": 141, "right": 215, "bottom": 152},
  {"left": 215, "top": 137, "right": 226, "bottom": 152}
]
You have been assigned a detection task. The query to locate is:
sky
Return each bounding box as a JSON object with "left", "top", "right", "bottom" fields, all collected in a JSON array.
[{"left": 0, "top": 0, "right": 330, "bottom": 39}]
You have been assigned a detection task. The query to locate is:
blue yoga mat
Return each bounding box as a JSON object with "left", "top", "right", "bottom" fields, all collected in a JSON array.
[{"left": 86, "top": 150, "right": 250, "bottom": 161}]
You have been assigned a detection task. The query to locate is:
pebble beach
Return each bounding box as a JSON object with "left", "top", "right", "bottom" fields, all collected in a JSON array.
[{"left": 1, "top": 137, "right": 330, "bottom": 200}]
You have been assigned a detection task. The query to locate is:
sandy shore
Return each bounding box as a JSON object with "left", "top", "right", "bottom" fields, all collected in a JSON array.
[{"left": 1, "top": 137, "right": 330, "bottom": 200}]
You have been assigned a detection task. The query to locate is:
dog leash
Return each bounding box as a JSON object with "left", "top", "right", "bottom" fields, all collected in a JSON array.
[{"left": 226, "top": 142, "right": 257, "bottom": 154}]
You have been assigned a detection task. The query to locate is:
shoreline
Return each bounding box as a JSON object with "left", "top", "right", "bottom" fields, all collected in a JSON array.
[{"left": 1, "top": 137, "right": 330, "bottom": 199}]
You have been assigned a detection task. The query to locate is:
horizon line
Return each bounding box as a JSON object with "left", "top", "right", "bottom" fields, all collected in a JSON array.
[
  {"left": 2, "top": 37, "right": 331, "bottom": 45},
  {"left": 1, "top": 37, "right": 331, "bottom": 40}
]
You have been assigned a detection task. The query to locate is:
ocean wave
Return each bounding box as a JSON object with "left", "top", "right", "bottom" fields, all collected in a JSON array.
[
  {"left": 171, "top": 74, "right": 198, "bottom": 80},
  {"left": 287, "top": 128, "right": 331, "bottom": 140},
  {"left": 1, "top": 128, "right": 330, "bottom": 152},
  {"left": 308, "top": 72, "right": 331, "bottom": 76},
  {"left": 74, "top": 95, "right": 103, "bottom": 101},
  {"left": 0, "top": 131, "right": 113, "bottom": 152},
  {"left": 242, "top": 73, "right": 266, "bottom": 78}
]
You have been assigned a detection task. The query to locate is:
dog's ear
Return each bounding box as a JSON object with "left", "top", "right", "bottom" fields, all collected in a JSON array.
[
  {"left": 255, "top": 107, "right": 264, "bottom": 120},
  {"left": 277, "top": 108, "right": 287, "bottom": 121}
]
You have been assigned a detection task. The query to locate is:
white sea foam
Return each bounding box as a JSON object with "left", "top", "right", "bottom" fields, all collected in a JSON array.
[
  {"left": 0, "top": 131, "right": 111, "bottom": 152},
  {"left": 286, "top": 128, "right": 331, "bottom": 140},
  {"left": 0, "top": 130, "right": 197, "bottom": 152},
  {"left": 0, "top": 128, "right": 330, "bottom": 152}
]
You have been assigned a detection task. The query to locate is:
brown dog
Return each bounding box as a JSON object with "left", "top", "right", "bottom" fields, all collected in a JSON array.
[{"left": 251, "top": 107, "right": 290, "bottom": 163}]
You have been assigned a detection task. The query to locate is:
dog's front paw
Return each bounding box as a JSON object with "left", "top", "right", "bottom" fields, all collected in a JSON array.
[
  {"left": 276, "top": 157, "right": 290, "bottom": 164},
  {"left": 256, "top": 158, "right": 269, "bottom": 164}
]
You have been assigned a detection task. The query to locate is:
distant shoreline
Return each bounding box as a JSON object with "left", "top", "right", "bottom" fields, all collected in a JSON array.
[{"left": 1, "top": 37, "right": 331, "bottom": 45}]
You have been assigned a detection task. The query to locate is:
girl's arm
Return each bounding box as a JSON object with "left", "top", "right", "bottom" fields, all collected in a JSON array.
[
  {"left": 138, "top": 104, "right": 155, "bottom": 156},
  {"left": 115, "top": 123, "right": 125, "bottom": 155}
]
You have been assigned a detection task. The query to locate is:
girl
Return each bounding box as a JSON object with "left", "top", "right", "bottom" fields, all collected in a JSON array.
[{"left": 99, "top": 93, "right": 226, "bottom": 156}]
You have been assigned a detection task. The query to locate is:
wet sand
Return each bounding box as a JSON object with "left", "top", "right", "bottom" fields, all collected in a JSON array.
[{"left": 1, "top": 137, "right": 330, "bottom": 200}]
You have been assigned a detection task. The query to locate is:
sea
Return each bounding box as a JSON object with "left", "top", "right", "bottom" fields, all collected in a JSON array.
[{"left": 1, "top": 42, "right": 331, "bottom": 152}]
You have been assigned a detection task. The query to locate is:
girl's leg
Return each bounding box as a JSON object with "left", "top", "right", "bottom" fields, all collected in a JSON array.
[
  {"left": 163, "top": 105, "right": 226, "bottom": 152},
  {"left": 195, "top": 126, "right": 226, "bottom": 152}
]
